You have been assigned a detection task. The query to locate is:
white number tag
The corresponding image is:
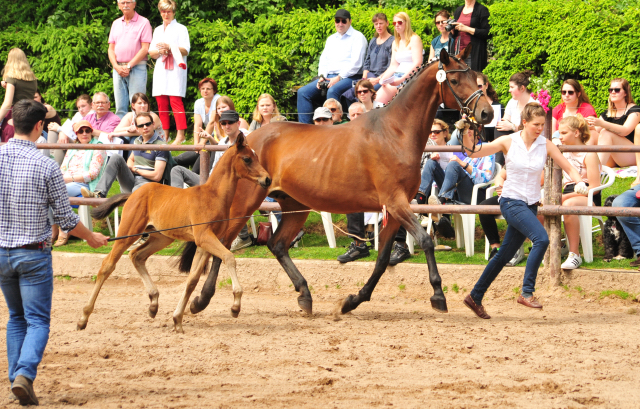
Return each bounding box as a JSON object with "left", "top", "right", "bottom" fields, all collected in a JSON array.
[{"left": 436, "top": 70, "right": 447, "bottom": 83}]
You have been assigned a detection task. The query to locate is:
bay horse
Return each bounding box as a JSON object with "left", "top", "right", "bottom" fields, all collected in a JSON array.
[
  {"left": 190, "top": 47, "right": 493, "bottom": 317},
  {"left": 77, "top": 134, "right": 271, "bottom": 333}
]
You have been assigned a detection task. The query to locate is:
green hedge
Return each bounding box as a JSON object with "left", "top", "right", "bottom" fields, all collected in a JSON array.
[
  {"left": 1, "top": 0, "right": 639, "bottom": 124},
  {"left": 485, "top": 0, "right": 640, "bottom": 112}
]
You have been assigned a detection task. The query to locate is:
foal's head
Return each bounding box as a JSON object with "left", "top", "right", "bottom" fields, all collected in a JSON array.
[
  {"left": 229, "top": 134, "right": 271, "bottom": 189},
  {"left": 438, "top": 46, "right": 494, "bottom": 125}
]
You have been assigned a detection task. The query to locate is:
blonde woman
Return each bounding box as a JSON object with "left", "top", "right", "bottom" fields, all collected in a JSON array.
[
  {"left": 376, "top": 12, "right": 424, "bottom": 104},
  {"left": 1, "top": 48, "right": 38, "bottom": 141},
  {"left": 248, "top": 93, "right": 285, "bottom": 132},
  {"left": 204, "top": 96, "right": 249, "bottom": 142}
]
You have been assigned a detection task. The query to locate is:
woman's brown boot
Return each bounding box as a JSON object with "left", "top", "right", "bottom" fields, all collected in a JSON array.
[{"left": 54, "top": 231, "right": 69, "bottom": 247}]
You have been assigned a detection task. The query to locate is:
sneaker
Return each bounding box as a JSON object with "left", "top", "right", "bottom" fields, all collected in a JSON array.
[
  {"left": 506, "top": 246, "right": 524, "bottom": 266},
  {"left": 561, "top": 252, "right": 582, "bottom": 269},
  {"left": 435, "top": 216, "right": 455, "bottom": 239},
  {"left": 230, "top": 235, "right": 253, "bottom": 252},
  {"left": 80, "top": 187, "right": 105, "bottom": 199},
  {"left": 428, "top": 195, "right": 441, "bottom": 223},
  {"left": 127, "top": 234, "right": 149, "bottom": 252},
  {"left": 337, "top": 242, "right": 370, "bottom": 263},
  {"left": 389, "top": 242, "right": 411, "bottom": 266},
  {"left": 488, "top": 247, "right": 499, "bottom": 261}
]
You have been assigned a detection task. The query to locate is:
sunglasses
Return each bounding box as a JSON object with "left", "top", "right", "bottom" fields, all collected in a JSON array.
[
  {"left": 314, "top": 118, "right": 332, "bottom": 122},
  {"left": 430, "top": 130, "right": 444, "bottom": 135},
  {"left": 220, "top": 121, "right": 238, "bottom": 126},
  {"left": 608, "top": 87, "right": 622, "bottom": 94},
  {"left": 561, "top": 90, "right": 575, "bottom": 96},
  {"left": 335, "top": 18, "right": 348, "bottom": 24},
  {"left": 136, "top": 121, "right": 154, "bottom": 128},
  {"left": 357, "top": 89, "right": 370, "bottom": 95},
  {"left": 76, "top": 128, "right": 92, "bottom": 134},
  {"left": 435, "top": 20, "right": 447, "bottom": 25},
  {"left": 392, "top": 21, "right": 404, "bottom": 27}
]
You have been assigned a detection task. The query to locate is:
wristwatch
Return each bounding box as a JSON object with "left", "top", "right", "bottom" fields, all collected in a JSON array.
[{"left": 126, "top": 63, "right": 131, "bottom": 69}]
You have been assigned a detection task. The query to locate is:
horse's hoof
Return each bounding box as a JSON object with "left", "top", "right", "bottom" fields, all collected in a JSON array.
[
  {"left": 148, "top": 307, "right": 158, "bottom": 319},
  {"left": 231, "top": 308, "right": 240, "bottom": 318},
  {"left": 190, "top": 298, "right": 204, "bottom": 314},
  {"left": 341, "top": 294, "right": 357, "bottom": 314},
  {"left": 77, "top": 321, "right": 87, "bottom": 331},
  {"left": 430, "top": 296, "right": 448, "bottom": 313},
  {"left": 297, "top": 295, "right": 313, "bottom": 315}
]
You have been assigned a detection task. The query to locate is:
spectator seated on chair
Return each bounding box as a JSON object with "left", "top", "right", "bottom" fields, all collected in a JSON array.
[
  {"left": 341, "top": 12, "right": 394, "bottom": 105},
  {"left": 429, "top": 121, "right": 495, "bottom": 238},
  {"left": 249, "top": 93, "right": 286, "bottom": 132},
  {"left": 323, "top": 98, "right": 348, "bottom": 124},
  {"left": 428, "top": 10, "right": 454, "bottom": 62},
  {"left": 169, "top": 110, "right": 254, "bottom": 251},
  {"left": 53, "top": 120, "right": 107, "bottom": 247},
  {"left": 538, "top": 115, "right": 601, "bottom": 270},
  {"left": 80, "top": 112, "right": 167, "bottom": 199},
  {"left": 46, "top": 94, "right": 93, "bottom": 148},
  {"left": 296, "top": 9, "right": 367, "bottom": 124},
  {"left": 312, "top": 107, "right": 334, "bottom": 125},
  {"left": 354, "top": 79, "right": 384, "bottom": 112},
  {"left": 348, "top": 102, "right": 366, "bottom": 120}
]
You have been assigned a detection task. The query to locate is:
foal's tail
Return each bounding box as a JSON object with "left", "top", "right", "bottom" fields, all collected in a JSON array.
[
  {"left": 91, "top": 193, "right": 132, "bottom": 220},
  {"left": 177, "top": 241, "right": 198, "bottom": 273}
]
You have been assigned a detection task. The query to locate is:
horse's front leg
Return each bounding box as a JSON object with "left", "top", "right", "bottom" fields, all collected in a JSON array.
[{"left": 172, "top": 248, "right": 210, "bottom": 333}]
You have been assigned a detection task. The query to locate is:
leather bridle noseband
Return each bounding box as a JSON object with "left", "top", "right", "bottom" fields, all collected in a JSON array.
[{"left": 437, "top": 56, "right": 484, "bottom": 154}]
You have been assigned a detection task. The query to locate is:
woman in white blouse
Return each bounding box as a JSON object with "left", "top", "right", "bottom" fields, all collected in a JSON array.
[{"left": 149, "top": 0, "right": 190, "bottom": 145}]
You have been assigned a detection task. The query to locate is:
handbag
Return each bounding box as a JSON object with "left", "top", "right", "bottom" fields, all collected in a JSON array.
[{"left": 256, "top": 222, "right": 273, "bottom": 245}]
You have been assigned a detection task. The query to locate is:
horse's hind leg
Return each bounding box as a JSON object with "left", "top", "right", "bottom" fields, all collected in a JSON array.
[
  {"left": 266, "top": 200, "right": 312, "bottom": 314},
  {"left": 190, "top": 256, "right": 221, "bottom": 314},
  {"left": 77, "top": 236, "right": 139, "bottom": 330},
  {"left": 129, "top": 233, "right": 175, "bottom": 318},
  {"left": 341, "top": 216, "right": 400, "bottom": 314},
  {"left": 392, "top": 203, "right": 447, "bottom": 313},
  {"left": 173, "top": 247, "right": 210, "bottom": 333}
]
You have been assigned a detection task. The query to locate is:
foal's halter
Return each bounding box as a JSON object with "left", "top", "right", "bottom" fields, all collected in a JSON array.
[{"left": 437, "top": 57, "right": 484, "bottom": 154}]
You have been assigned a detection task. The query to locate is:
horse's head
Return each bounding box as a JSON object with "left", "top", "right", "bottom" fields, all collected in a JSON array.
[
  {"left": 437, "top": 46, "right": 494, "bottom": 125},
  {"left": 230, "top": 134, "right": 271, "bottom": 189}
]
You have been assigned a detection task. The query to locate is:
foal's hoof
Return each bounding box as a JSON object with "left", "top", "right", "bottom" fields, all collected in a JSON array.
[
  {"left": 231, "top": 307, "right": 241, "bottom": 318},
  {"left": 341, "top": 294, "right": 357, "bottom": 314},
  {"left": 430, "top": 295, "right": 449, "bottom": 313},
  {"left": 297, "top": 295, "right": 313, "bottom": 315},
  {"left": 190, "top": 297, "right": 204, "bottom": 314},
  {"left": 148, "top": 306, "right": 158, "bottom": 319},
  {"left": 77, "top": 321, "right": 87, "bottom": 331}
]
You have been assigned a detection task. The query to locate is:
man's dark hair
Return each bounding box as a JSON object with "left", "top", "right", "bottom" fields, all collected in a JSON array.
[{"left": 12, "top": 99, "right": 47, "bottom": 135}]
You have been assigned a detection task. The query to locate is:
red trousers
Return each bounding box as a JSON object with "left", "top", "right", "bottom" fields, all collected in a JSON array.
[{"left": 156, "top": 95, "right": 187, "bottom": 130}]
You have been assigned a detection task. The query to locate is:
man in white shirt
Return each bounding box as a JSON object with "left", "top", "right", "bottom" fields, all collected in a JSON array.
[{"left": 296, "top": 9, "right": 367, "bottom": 124}]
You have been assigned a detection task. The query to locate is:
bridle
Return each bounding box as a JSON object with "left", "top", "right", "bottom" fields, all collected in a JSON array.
[{"left": 437, "top": 56, "right": 484, "bottom": 154}]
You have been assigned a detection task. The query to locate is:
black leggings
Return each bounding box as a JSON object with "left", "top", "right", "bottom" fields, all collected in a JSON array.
[{"left": 478, "top": 195, "right": 501, "bottom": 246}]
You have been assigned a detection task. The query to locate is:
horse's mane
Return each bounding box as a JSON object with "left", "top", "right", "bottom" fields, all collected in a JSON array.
[{"left": 380, "top": 56, "right": 459, "bottom": 108}]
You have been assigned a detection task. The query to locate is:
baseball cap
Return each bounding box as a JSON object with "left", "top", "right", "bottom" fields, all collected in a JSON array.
[
  {"left": 219, "top": 110, "right": 240, "bottom": 123},
  {"left": 313, "top": 107, "right": 333, "bottom": 120},
  {"left": 335, "top": 9, "right": 351, "bottom": 20}
]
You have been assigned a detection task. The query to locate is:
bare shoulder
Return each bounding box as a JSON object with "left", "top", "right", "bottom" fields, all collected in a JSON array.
[{"left": 411, "top": 34, "right": 423, "bottom": 46}]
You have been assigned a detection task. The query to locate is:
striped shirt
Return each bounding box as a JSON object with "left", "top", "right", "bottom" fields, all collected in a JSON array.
[{"left": 0, "top": 138, "right": 80, "bottom": 247}]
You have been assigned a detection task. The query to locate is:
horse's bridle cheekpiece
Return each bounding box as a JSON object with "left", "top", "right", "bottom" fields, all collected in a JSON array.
[{"left": 437, "top": 57, "right": 485, "bottom": 154}]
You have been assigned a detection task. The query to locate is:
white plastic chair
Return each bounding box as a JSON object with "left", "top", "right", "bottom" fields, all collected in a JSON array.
[
  {"left": 572, "top": 166, "right": 615, "bottom": 262},
  {"left": 453, "top": 163, "right": 502, "bottom": 257}
]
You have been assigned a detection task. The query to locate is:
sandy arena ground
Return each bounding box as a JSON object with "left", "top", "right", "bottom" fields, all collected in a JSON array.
[{"left": 0, "top": 255, "right": 639, "bottom": 408}]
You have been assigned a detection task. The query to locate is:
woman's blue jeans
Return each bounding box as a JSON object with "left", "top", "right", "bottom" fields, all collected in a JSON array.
[
  {"left": 439, "top": 161, "right": 475, "bottom": 204},
  {"left": 65, "top": 182, "right": 90, "bottom": 198},
  {"left": 419, "top": 159, "right": 445, "bottom": 195},
  {"left": 0, "top": 247, "right": 53, "bottom": 383},
  {"left": 470, "top": 198, "right": 548, "bottom": 304}
]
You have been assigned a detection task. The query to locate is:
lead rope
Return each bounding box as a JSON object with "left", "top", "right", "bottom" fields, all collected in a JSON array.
[{"left": 107, "top": 207, "right": 390, "bottom": 244}]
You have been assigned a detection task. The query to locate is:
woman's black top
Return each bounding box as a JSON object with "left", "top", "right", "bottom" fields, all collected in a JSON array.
[
  {"left": 453, "top": 2, "right": 491, "bottom": 72},
  {"left": 601, "top": 105, "right": 640, "bottom": 142}
]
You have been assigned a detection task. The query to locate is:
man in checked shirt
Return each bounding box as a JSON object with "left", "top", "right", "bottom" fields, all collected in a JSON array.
[{"left": 0, "top": 99, "right": 109, "bottom": 406}]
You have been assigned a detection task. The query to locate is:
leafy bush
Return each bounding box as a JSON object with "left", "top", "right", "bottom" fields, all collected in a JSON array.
[{"left": 485, "top": 0, "right": 640, "bottom": 112}]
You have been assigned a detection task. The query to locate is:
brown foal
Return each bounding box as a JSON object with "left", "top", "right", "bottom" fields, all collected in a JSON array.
[
  {"left": 77, "top": 134, "right": 271, "bottom": 333},
  {"left": 187, "top": 47, "right": 494, "bottom": 318}
]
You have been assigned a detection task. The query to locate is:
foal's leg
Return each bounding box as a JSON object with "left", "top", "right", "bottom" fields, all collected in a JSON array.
[
  {"left": 190, "top": 256, "right": 221, "bottom": 314},
  {"left": 129, "top": 233, "right": 175, "bottom": 318},
  {"left": 391, "top": 203, "right": 447, "bottom": 312},
  {"left": 341, "top": 216, "right": 400, "bottom": 314},
  {"left": 197, "top": 229, "right": 244, "bottom": 318},
  {"left": 77, "top": 235, "right": 140, "bottom": 330},
  {"left": 172, "top": 247, "right": 210, "bottom": 333},
  {"left": 266, "top": 202, "right": 312, "bottom": 314}
]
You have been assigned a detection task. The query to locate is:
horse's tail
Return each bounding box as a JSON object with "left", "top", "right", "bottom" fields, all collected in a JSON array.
[
  {"left": 90, "top": 193, "right": 132, "bottom": 220},
  {"left": 177, "top": 241, "right": 197, "bottom": 273}
]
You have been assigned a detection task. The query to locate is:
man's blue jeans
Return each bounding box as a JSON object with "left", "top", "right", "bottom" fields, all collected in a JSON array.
[
  {"left": 613, "top": 184, "right": 640, "bottom": 256},
  {"left": 419, "top": 159, "right": 445, "bottom": 195},
  {"left": 470, "top": 198, "right": 548, "bottom": 304},
  {"left": 0, "top": 248, "right": 53, "bottom": 383},
  {"left": 113, "top": 63, "right": 148, "bottom": 119},
  {"left": 297, "top": 74, "right": 359, "bottom": 124}
]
